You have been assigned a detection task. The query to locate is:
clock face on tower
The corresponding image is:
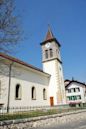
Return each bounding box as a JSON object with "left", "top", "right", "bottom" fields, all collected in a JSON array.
[{"left": 45, "top": 42, "right": 51, "bottom": 48}]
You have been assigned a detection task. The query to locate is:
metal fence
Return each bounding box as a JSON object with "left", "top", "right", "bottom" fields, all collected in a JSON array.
[
  {"left": 0, "top": 104, "right": 70, "bottom": 113},
  {"left": 0, "top": 105, "right": 86, "bottom": 121}
]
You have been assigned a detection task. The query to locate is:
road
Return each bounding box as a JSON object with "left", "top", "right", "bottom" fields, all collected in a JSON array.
[{"left": 31, "top": 119, "right": 86, "bottom": 129}]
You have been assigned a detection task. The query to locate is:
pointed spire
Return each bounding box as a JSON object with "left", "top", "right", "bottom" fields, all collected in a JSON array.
[
  {"left": 45, "top": 25, "right": 54, "bottom": 41},
  {"left": 40, "top": 25, "right": 61, "bottom": 47}
]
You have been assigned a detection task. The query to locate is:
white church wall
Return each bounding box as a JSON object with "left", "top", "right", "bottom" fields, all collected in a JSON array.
[
  {"left": 0, "top": 62, "right": 50, "bottom": 109},
  {"left": 43, "top": 59, "right": 66, "bottom": 105},
  {"left": 10, "top": 77, "right": 49, "bottom": 107},
  {"left": 43, "top": 60, "right": 59, "bottom": 105},
  {"left": 0, "top": 62, "right": 10, "bottom": 108},
  {"left": 10, "top": 64, "right": 50, "bottom": 107},
  {"left": 0, "top": 75, "right": 9, "bottom": 107}
]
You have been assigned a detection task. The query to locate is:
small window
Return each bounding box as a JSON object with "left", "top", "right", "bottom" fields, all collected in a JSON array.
[
  {"left": 70, "top": 96, "right": 77, "bottom": 100},
  {"left": 43, "top": 88, "right": 47, "bottom": 100},
  {"left": 50, "top": 49, "right": 53, "bottom": 57},
  {"left": 74, "top": 88, "right": 76, "bottom": 92},
  {"left": 15, "top": 84, "right": 22, "bottom": 100},
  {"left": 73, "top": 96, "right": 77, "bottom": 100},
  {"left": 32, "top": 87, "right": 36, "bottom": 100},
  {"left": 69, "top": 96, "right": 72, "bottom": 100},
  {"left": 76, "top": 88, "right": 80, "bottom": 92},
  {"left": 77, "top": 95, "right": 81, "bottom": 100},
  {"left": 68, "top": 89, "right": 71, "bottom": 93},
  {"left": 45, "top": 50, "right": 48, "bottom": 59}
]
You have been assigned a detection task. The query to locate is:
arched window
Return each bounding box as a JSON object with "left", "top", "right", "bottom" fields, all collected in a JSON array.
[
  {"left": 50, "top": 49, "right": 53, "bottom": 57},
  {"left": 15, "top": 84, "right": 21, "bottom": 99},
  {"left": 45, "top": 50, "right": 48, "bottom": 59},
  {"left": 43, "top": 88, "right": 47, "bottom": 100},
  {"left": 32, "top": 87, "right": 36, "bottom": 100}
]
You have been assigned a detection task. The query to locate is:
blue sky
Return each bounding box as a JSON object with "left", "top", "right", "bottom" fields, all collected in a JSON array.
[{"left": 13, "top": 0, "right": 86, "bottom": 82}]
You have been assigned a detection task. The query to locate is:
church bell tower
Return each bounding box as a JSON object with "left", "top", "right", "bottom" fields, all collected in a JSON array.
[{"left": 40, "top": 27, "right": 66, "bottom": 105}]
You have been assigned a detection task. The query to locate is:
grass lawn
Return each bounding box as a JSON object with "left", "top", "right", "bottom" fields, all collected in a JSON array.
[{"left": 0, "top": 107, "right": 85, "bottom": 121}]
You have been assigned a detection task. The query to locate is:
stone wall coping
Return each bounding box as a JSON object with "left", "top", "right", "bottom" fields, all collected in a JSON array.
[{"left": 0, "top": 109, "right": 86, "bottom": 126}]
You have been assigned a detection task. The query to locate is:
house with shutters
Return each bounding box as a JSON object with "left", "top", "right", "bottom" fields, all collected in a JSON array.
[{"left": 65, "top": 79, "right": 86, "bottom": 107}]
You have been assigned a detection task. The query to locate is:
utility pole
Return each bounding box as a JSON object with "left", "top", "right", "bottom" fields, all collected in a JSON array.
[{"left": 7, "top": 62, "right": 13, "bottom": 113}]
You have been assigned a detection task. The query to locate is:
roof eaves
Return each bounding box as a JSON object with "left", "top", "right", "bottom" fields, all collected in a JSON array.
[
  {"left": 0, "top": 53, "right": 50, "bottom": 77},
  {"left": 40, "top": 38, "right": 61, "bottom": 47},
  {"left": 65, "top": 80, "right": 86, "bottom": 87}
]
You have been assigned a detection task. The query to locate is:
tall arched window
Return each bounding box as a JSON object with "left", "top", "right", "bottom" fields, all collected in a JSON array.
[
  {"left": 15, "top": 84, "right": 21, "bottom": 99},
  {"left": 32, "top": 87, "right": 36, "bottom": 100},
  {"left": 45, "top": 50, "right": 48, "bottom": 59},
  {"left": 50, "top": 49, "right": 53, "bottom": 57},
  {"left": 43, "top": 88, "right": 47, "bottom": 100}
]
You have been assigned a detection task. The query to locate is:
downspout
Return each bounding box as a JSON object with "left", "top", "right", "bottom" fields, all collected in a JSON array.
[{"left": 7, "top": 62, "right": 13, "bottom": 113}]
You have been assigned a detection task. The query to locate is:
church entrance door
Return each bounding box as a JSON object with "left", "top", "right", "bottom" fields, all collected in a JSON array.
[{"left": 50, "top": 97, "right": 54, "bottom": 106}]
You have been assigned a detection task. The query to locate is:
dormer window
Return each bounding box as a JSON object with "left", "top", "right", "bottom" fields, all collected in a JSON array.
[{"left": 50, "top": 49, "right": 53, "bottom": 57}]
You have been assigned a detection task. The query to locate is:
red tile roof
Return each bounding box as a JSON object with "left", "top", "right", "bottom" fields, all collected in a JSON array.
[
  {"left": 40, "top": 27, "right": 61, "bottom": 47},
  {"left": 45, "top": 27, "right": 54, "bottom": 41}
]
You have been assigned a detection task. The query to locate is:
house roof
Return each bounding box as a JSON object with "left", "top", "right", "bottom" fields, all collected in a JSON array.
[
  {"left": 0, "top": 53, "right": 50, "bottom": 77},
  {"left": 65, "top": 79, "right": 86, "bottom": 88},
  {"left": 40, "top": 27, "right": 61, "bottom": 47},
  {"left": 64, "top": 79, "right": 71, "bottom": 82}
]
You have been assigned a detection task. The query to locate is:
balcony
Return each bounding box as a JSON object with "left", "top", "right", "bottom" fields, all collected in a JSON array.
[{"left": 67, "top": 100, "right": 82, "bottom": 104}]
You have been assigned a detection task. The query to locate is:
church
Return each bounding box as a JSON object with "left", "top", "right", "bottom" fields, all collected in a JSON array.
[{"left": 0, "top": 28, "right": 66, "bottom": 112}]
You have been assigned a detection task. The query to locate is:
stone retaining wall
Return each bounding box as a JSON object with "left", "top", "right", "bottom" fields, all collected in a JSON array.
[{"left": 0, "top": 109, "right": 86, "bottom": 129}]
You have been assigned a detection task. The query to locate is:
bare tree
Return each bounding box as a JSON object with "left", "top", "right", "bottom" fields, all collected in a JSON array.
[
  {"left": 0, "top": 0, "right": 22, "bottom": 112},
  {"left": 0, "top": 0, "right": 21, "bottom": 53}
]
